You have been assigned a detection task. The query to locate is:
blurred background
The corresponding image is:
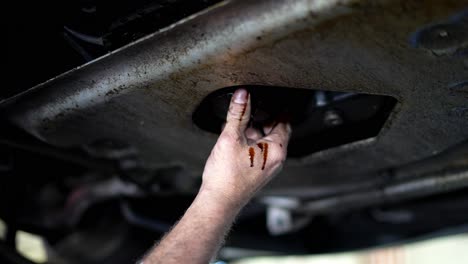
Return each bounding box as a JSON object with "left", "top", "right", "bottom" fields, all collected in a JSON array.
[
  {"left": 231, "top": 233, "right": 468, "bottom": 264},
  {"left": 5, "top": 212, "right": 468, "bottom": 264}
]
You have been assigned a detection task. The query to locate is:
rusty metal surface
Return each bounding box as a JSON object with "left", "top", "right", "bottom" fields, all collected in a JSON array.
[{"left": 2, "top": 0, "right": 468, "bottom": 197}]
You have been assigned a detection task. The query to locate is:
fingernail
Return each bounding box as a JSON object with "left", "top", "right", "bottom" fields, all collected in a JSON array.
[{"left": 233, "top": 89, "right": 248, "bottom": 104}]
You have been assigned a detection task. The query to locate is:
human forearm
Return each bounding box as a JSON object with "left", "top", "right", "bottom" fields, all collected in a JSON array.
[{"left": 141, "top": 187, "right": 242, "bottom": 264}]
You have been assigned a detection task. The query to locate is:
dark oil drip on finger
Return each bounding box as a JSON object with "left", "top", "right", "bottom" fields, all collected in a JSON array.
[
  {"left": 256, "top": 142, "right": 268, "bottom": 170},
  {"left": 262, "top": 143, "right": 268, "bottom": 170},
  {"left": 257, "top": 143, "right": 264, "bottom": 153},
  {"left": 239, "top": 93, "right": 249, "bottom": 121},
  {"left": 249, "top": 147, "right": 255, "bottom": 167}
]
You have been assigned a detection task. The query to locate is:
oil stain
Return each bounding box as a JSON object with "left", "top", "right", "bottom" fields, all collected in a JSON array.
[
  {"left": 249, "top": 147, "right": 255, "bottom": 167},
  {"left": 257, "top": 142, "right": 269, "bottom": 170},
  {"left": 257, "top": 143, "right": 264, "bottom": 152},
  {"left": 239, "top": 93, "right": 249, "bottom": 121}
]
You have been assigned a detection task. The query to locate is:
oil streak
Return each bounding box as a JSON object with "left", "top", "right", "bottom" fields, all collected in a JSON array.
[
  {"left": 257, "top": 143, "right": 264, "bottom": 152},
  {"left": 262, "top": 143, "right": 268, "bottom": 170},
  {"left": 239, "top": 93, "right": 249, "bottom": 121},
  {"left": 248, "top": 147, "right": 255, "bottom": 167},
  {"left": 256, "top": 142, "right": 268, "bottom": 170}
]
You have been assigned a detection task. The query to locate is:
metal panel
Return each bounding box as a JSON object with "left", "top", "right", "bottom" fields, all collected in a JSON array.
[{"left": 3, "top": 0, "right": 468, "bottom": 196}]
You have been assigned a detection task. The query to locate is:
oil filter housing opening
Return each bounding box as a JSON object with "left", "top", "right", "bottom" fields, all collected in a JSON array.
[{"left": 193, "top": 86, "right": 397, "bottom": 158}]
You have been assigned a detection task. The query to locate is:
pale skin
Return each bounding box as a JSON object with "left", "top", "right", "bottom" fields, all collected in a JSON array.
[{"left": 141, "top": 88, "right": 291, "bottom": 264}]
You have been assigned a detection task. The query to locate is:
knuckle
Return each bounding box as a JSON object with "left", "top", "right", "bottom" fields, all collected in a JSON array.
[
  {"left": 217, "top": 134, "right": 232, "bottom": 148},
  {"left": 270, "top": 144, "right": 287, "bottom": 164},
  {"left": 218, "top": 132, "right": 241, "bottom": 147},
  {"left": 228, "top": 104, "right": 242, "bottom": 117}
]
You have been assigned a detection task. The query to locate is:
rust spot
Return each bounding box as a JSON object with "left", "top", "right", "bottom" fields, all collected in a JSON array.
[{"left": 248, "top": 147, "right": 255, "bottom": 167}]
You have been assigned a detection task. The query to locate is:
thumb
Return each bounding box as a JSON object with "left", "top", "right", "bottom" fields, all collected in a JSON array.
[{"left": 223, "top": 89, "right": 251, "bottom": 136}]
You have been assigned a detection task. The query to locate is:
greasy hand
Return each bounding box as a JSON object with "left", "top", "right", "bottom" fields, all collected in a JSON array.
[{"left": 200, "top": 89, "right": 291, "bottom": 208}]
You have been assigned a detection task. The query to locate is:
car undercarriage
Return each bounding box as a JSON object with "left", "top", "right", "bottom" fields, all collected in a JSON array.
[{"left": 3, "top": 0, "right": 468, "bottom": 263}]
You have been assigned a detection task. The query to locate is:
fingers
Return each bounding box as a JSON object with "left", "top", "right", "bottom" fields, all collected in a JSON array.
[
  {"left": 245, "top": 127, "right": 262, "bottom": 145},
  {"left": 223, "top": 89, "right": 251, "bottom": 136},
  {"left": 264, "top": 122, "right": 292, "bottom": 147}
]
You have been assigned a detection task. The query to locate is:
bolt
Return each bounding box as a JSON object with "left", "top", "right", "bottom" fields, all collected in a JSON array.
[
  {"left": 323, "top": 110, "right": 343, "bottom": 127},
  {"left": 438, "top": 29, "right": 449, "bottom": 38}
]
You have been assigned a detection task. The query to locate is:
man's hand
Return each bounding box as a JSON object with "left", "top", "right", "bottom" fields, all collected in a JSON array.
[
  {"left": 141, "top": 88, "right": 291, "bottom": 264},
  {"left": 200, "top": 88, "right": 291, "bottom": 208}
]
